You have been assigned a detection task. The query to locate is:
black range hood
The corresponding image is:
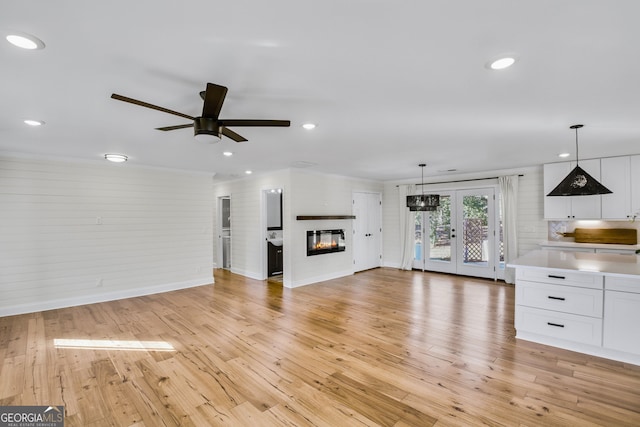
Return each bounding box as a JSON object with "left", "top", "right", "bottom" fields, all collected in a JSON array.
[{"left": 547, "top": 125, "right": 612, "bottom": 197}]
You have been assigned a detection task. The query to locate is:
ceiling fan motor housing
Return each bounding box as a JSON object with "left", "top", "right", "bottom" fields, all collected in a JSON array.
[{"left": 193, "top": 117, "right": 221, "bottom": 138}]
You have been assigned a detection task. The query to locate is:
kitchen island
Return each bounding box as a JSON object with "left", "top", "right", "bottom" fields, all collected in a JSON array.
[{"left": 508, "top": 249, "right": 640, "bottom": 365}]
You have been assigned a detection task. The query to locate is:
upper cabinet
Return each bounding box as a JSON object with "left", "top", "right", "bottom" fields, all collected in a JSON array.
[
  {"left": 601, "top": 156, "right": 631, "bottom": 220},
  {"left": 544, "top": 155, "right": 640, "bottom": 221},
  {"left": 632, "top": 155, "right": 640, "bottom": 219},
  {"left": 543, "top": 159, "right": 602, "bottom": 220}
]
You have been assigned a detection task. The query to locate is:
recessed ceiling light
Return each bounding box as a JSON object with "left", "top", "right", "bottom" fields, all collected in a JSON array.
[
  {"left": 24, "top": 119, "right": 44, "bottom": 126},
  {"left": 245, "top": 170, "right": 252, "bottom": 175},
  {"left": 489, "top": 57, "right": 516, "bottom": 70},
  {"left": 6, "top": 32, "right": 45, "bottom": 50},
  {"left": 558, "top": 152, "right": 571, "bottom": 158},
  {"left": 104, "top": 154, "right": 128, "bottom": 163},
  {"left": 223, "top": 151, "right": 233, "bottom": 157},
  {"left": 302, "top": 123, "right": 316, "bottom": 130}
]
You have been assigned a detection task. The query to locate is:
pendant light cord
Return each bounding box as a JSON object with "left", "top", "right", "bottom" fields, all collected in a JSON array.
[
  {"left": 570, "top": 124, "right": 583, "bottom": 166},
  {"left": 575, "top": 126, "right": 579, "bottom": 166}
]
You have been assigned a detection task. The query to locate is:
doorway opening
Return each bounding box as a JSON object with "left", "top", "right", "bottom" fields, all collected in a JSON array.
[
  {"left": 218, "top": 196, "right": 231, "bottom": 270},
  {"left": 263, "top": 188, "right": 284, "bottom": 282}
]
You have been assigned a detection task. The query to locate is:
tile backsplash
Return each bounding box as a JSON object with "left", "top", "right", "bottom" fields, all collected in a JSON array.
[{"left": 548, "top": 220, "right": 640, "bottom": 241}]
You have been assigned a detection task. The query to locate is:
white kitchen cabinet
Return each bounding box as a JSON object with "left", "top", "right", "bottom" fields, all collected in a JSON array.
[
  {"left": 595, "top": 248, "right": 637, "bottom": 255},
  {"left": 539, "top": 241, "right": 640, "bottom": 254},
  {"left": 543, "top": 159, "right": 602, "bottom": 220},
  {"left": 515, "top": 267, "right": 604, "bottom": 346},
  {"left": 601, "top": 156, "right": 631, "bottom": 220},
  {"left": 604, "top": 276, "right": 640, "bottom": 355},
  {"left": 510, "top": 251, "right": 640, "bottom": 365},
  {"left": 632, "top": 155, "right": 640, "bottom": 217}
]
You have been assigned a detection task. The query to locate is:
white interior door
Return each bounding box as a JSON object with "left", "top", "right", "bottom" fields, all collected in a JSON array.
[{"left": 353, "top": 192, "right": 382, "bottom": 272}]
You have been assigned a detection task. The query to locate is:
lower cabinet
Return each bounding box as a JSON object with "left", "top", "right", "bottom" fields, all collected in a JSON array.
[
  {"left": 515, "top": 269, "right": 604, "bottom": 347},
  {"left": 268, "top": 242, "right": 283, "bottom": 276},
  {"left": 603, "top": 276, "right": 640, "bottom": 355},
  {"left": 516, "top": 306, "right": 602, "bottom": 346},
  {"left": 514, "top": 267, "right": 640, "bottom": 365}
]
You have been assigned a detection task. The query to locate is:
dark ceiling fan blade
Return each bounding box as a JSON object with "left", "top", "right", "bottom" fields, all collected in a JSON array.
[
  {"left": 221, "top": 127, "right": 248, "bottom": 142},
  {"left": 111, "top": 93, "right": 195, "bottom": 120},
  {"left": 201, "top": 83, "right": 228, "bottom": 119},
  {"left": 155, "top": 123, "right": 194, "bottom": 131},
  {"left": 218, "top": 119, "right": 291, "bottom": 127}
]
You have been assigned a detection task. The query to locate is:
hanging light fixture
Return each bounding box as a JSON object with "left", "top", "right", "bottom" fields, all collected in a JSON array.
[
  {"left": 547, "top": 124, "right": 612, "bottom": 196},
  {"left": 406, "top": 163, "right": 440, "bottom": 211}
]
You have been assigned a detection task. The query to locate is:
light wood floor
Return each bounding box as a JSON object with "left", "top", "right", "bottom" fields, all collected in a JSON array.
[{"left": 2, "top": 268, "right": 640, "bottom": 426}]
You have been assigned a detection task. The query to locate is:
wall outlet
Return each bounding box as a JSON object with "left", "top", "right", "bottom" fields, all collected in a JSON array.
[
  {"left": 96, "top": 278, "right": 103, "bottom": 287},
  {"left": 96, "top": 216, "right": 102, "bottom": 225}
]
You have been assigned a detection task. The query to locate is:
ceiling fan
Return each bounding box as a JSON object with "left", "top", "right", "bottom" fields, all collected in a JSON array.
[{"left": 111, "top": 83, "right": 290, "bottom": 142}]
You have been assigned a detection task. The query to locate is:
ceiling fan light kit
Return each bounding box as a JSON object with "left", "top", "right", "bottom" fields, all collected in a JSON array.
[
  {"left": 193, "top": 117, "right": 222, "bottom": 142},
  {"left": 111, "top": 83, "right": 290, "bottom": 144},
  {"left": 547, "top": 124, "right": 613, "bottom": 196}
]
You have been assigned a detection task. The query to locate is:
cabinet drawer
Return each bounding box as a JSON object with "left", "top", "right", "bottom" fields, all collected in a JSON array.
[
  {"left": 516, "top": 281, "right": 603, "bottom": 318},
  {"left": 516, "top": 268, "right": 603, "bottom": 289},
  {"left": 605, "top": 275, "right": 640, "bottom": 293},
  {"left": 515, "top": 306, "right": 602, "bottom": 346}
]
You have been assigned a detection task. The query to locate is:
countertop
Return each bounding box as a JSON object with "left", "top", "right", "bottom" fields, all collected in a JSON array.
[
  {"left": 539, "top": 240, "right": 640, "bottom": 251},
  {"left": 508, "top": 249, "right": 640, "bottom": 278}
]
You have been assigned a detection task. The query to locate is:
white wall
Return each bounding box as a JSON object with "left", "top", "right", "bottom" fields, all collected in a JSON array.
[
  {"left": 516, "top": 166, "right": 548, "bottom": 253},
  {"left": 212, "top": 168, "right": 383, "bottom": 288},
  {"left": 0, "top": 156, "right": 214, "bottom": 316},
  {"left": 212, "top": 169, "right": 290, "bottom": 280},
  {"left": 287, "top": 169, "right": 383, "bottom": 287}
]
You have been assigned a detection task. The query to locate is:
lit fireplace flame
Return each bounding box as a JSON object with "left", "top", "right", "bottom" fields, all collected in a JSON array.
[{"left": 314, "top": 240, "right": 337, "bottom": 250}]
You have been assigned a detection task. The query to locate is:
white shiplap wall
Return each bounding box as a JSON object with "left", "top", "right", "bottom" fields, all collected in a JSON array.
[
  {"left": 515, "top": 166, "right": 548, "bottom": 254},
  {"left": 0, "top": 156, "right": 214, "bottom": 316}
]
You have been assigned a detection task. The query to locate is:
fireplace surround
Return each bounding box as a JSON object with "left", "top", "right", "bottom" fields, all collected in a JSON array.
[{"left": 307, "top": 229, "right": 345, "bottom": 256}]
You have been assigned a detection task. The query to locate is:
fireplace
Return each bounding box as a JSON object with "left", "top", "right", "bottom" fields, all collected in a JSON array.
[{"left": 307, "top": 229, "right": 346, "bottom": 256}]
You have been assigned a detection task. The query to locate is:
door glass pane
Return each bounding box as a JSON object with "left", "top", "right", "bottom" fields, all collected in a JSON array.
[
  {"left": 462, "top": 195, "right": 489, "bottom": 266},
  {"left": 414, "top": 212, "right": 422, "bottom": 261},
  {"left": 429, "top": 195, "right": 451, "bottom": 262}
]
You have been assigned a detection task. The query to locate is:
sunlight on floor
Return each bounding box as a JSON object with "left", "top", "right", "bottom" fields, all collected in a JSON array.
[{"left": 53, "top": 338, "right": 175, "bottom": 352}]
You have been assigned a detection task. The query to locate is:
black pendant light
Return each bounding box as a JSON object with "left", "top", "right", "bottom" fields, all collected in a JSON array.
[
  {"left": 547, "top": 124, "right": 612, "bottom": 196},
  {"left": 407, "top": 164, "right": 440, "bottom": 211}
]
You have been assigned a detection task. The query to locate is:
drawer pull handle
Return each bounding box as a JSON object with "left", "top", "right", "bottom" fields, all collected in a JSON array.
[
  {"left": 548, "top": 274, "right": 565, "bottom": 279},
  {"left": 547, "top": 296, "right": 566, "bottom": 301},
  {"left": 547, "top": 322, "right": 565, "bottom": 328}
]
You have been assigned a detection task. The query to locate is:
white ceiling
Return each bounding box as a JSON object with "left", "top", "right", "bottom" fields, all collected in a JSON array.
[{"left": 2, "top": 1, "right": 639, "bottom": 182}]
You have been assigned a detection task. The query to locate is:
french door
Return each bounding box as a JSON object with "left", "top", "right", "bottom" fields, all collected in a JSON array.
[{"left": 413, "top": 188, "right": 498, "bottom": 279}]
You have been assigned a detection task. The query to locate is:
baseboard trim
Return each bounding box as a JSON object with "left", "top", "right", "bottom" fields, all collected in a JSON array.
[{"left": 0, "top": 277, "right": 214, "bottom": 317}]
